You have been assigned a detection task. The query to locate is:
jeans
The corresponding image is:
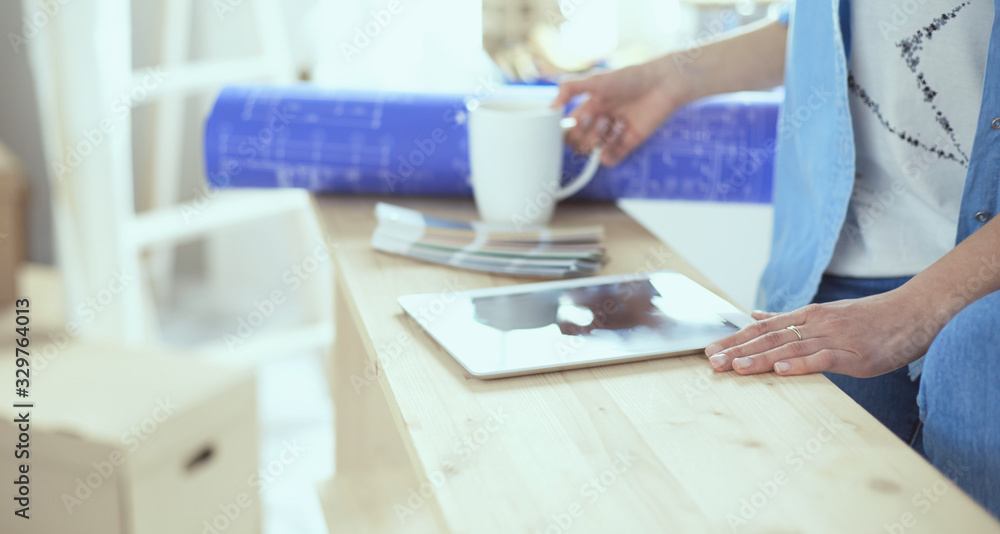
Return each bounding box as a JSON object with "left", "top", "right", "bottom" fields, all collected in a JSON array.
[{"left": 813, "top": 274, "right": 1000, "bottom": 519}]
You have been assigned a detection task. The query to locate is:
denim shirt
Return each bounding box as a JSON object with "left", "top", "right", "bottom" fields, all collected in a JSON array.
[{"left": 758, "top": 0, "right": 1000, "bottom": 312}]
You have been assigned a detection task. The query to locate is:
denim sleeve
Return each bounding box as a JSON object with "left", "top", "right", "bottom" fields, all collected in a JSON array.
[{"left": 777, "top": 2, "right": 792, "bottom": 26}]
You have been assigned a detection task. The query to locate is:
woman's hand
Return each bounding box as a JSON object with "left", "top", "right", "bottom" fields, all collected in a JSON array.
[
  {"left": 552, "top": 19, "right": 789, "bottom": 166},
  {"left": 705, "top": 289, "right": 939, "bottom": 378},
  {"left": 553, "top": 60, "right": 687, "bottom": 166}
]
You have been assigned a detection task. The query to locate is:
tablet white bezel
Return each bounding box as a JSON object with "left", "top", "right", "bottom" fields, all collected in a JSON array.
[{"left": 398, "top": 271, "right": 753, "bottom": 379}]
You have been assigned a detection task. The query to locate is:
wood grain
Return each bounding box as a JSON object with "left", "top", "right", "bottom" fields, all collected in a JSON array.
[{"left": 317, "top": 196, "right": 1000, "bottom": 534}]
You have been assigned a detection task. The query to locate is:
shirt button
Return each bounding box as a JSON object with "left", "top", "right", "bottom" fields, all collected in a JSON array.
[
  {"left": 975, "top": 211, "right": 991, "bottom": 222},
  {"left": 992, "top": 117, "right": 1000, "bottom": 130}
]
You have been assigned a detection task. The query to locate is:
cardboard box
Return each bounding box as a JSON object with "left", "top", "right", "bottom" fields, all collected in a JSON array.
[
  {"left": 0, "top": 342, "right": 260, "bottom": 534},
  {"left": 0, "top": 141, "right": 28, "bottom": 309}
]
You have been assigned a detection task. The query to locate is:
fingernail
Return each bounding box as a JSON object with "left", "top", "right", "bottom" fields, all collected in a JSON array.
[
  {"left": 705, "top": 343, "right": 722, "bottom": 356},
  {"left": 732, "top": 357, "right": 751, "bottom": 370},
  {"left": 752, "top": 309, "right": 766, "bottom": 315},
  {"left": 774, "top": 361, "right": 791, "bottom": 373},
  {"left": 709, "top": 353, "right": 729, "bottom": 369},
  {"left": 594, "top": 116, "right": 609, "bottom": 133}
]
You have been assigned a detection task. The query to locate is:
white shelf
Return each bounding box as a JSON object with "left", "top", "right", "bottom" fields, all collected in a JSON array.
[{"left": 131, "top": 189, "right": 310, "bottom": 248}]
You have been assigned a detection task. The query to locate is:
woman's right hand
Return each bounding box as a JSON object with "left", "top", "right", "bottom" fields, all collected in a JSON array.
[
  {"left": 553, "top": 60, "right": 688, "bottom": 166},
  {"left": 554, "top": 18, "right": 788, "bottom": 166}
]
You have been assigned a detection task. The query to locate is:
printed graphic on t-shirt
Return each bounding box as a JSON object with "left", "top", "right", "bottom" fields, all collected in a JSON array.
[
  {"left": 847, "top": 2, "right": 972, "bottom": 168},
  {"left": 825, "top": 0, "right": 989, "bottom": 278}
]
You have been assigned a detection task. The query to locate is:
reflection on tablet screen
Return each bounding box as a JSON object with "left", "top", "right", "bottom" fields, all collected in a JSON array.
[{"left": 401, "top": 272, "right": 744, "bottom": 377}]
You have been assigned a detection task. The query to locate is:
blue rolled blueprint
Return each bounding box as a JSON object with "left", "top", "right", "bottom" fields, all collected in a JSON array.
[{"left": 204, "top": 85, "right": 779, "bottom": 203}]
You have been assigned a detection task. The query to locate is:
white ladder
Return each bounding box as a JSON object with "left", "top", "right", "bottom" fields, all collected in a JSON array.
[{"left": 24, "top": 0, "right": 332, "bottom": 362}]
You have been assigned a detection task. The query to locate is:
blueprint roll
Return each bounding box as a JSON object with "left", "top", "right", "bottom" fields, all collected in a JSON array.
[{"left": 204, "top": 85, "right": 780, "bottom": 203}]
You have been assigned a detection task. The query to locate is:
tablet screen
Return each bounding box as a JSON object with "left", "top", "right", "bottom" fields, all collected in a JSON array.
[{"left": 399, "top": 271, "right": 751, "bottom": 378}]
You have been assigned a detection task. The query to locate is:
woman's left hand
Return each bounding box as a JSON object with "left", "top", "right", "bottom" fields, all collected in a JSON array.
[{"left": 705, "top": 288, "right": 937, "bottom": 378}]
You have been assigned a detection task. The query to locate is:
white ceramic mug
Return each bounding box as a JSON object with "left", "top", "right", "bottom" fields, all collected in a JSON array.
[{"left": 467, "top": 98, "right": 602, "bottom": 227}]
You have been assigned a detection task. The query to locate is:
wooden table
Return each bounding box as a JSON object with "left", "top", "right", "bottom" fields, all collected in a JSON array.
[{"left": 314, "top": 196, "right": 1000, "bottom": 534}]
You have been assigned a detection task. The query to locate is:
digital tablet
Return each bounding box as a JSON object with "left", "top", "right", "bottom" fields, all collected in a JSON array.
[{"left": 398, "top": 271, "right": 753, "bottom": 379}]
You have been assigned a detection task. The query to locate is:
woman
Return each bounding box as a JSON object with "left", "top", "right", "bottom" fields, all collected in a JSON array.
[{"left": 556, "top": 1, "right": 1000, "bottom": 518}]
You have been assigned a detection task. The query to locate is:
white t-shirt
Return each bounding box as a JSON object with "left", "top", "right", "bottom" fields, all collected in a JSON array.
[{"left": 826, "top": 0, "right": 992, "bottom": 278}]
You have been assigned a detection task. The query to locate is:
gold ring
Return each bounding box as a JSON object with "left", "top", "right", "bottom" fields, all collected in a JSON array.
[{"left": 786, "top": 325, "right": 803, "bottom": 341}]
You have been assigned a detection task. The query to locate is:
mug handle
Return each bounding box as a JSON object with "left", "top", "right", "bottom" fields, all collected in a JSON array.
[{"left": 555, "top": 117, "right": 603, "bottom": 201}]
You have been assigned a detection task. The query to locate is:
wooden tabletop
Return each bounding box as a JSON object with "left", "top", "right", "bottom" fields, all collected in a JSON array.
[{"left": 314, "top": 195, "right": 1000, "bottom": 534}]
